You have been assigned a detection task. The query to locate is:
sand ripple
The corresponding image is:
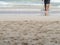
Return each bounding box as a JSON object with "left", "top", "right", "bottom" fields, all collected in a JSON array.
[{"left": 0, "top": 21, "right": 60, "bottom": 45}]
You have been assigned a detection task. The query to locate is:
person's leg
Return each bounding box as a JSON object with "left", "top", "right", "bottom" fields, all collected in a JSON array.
[
  {"left": 45, "top": 4, "right": 50, "bottom": 11},
  {"left": 44, "top": 4, "right": 50, "bottom": 16},
  {"left": 44, "top": 3, "right": 46, "bottom": 11}
]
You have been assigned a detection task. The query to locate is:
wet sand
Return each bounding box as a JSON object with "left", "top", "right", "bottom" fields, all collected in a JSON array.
[{"left": 0, "top": 5, "right": 60, "bottom": 16}]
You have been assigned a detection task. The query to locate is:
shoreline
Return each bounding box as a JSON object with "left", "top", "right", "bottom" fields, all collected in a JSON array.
[{"left": 0, "top": 16, "right": 60, "bottom": 21}]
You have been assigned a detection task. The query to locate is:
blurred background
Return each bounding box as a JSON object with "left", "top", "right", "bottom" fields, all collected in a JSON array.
[{"left": 0, "top": 0, "right": 60, "bottom": 8}]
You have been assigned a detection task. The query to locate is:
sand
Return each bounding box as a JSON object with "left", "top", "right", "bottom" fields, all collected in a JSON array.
[
  {"left": 0, "top": 16, "right": 60, "bottom": 45},
  {"left": 0, "top": 5, "right": 60, "bottom": 45}
]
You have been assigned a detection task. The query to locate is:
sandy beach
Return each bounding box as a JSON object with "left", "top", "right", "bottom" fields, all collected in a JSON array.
[
  {"left": 0, "top": 16, "right": 60, "bottom": 45},
  {"left": 0, "top": 17, "right": 60, "bottom": 45},
  {"left": 0, "top": 5, "right": 60, "bottom": 45}
]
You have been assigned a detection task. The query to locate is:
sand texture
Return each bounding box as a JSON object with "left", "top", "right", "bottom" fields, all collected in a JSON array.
[
  {"left": 0, "top": 20, "right": 60, "bottom": 45},
  {"left": 0, "top": 4, "right": 60, "bottom": 45}
]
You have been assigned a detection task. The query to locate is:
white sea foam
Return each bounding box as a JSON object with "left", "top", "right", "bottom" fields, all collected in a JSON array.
[
  {"left": 51, "top": 0, "right": 60, "bottom": 3},
  {"left": 0, "top": 1, "right": 43, "bottom": 7},
  {"left": 0, "top": 1, "right": 14, "bottom": 7},
  {"left": 0, "top": 0, "right": 60, "bottom": 7}
]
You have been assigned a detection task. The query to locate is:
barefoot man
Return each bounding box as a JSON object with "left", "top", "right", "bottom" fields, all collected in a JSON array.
[{"left": 42, "top": 0, "right": 50, "bottom": 16}]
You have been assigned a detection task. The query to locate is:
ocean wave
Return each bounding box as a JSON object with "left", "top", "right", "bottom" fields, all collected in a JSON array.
[
  {"left": 0, "top": 1, "right": 43, "bottom": 7},
  {"left": 51, "top": 0, "right": 60, "bottom": 3},
  {"left": 0, "top": 1, "right": 14, "bottom": 7},
  {"left": 0, "top": 1, "right": 60, "bottom": 7}
]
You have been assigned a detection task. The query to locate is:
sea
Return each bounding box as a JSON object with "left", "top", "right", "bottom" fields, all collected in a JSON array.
[
  {"left": 0, "top": 0, "right": 60, "bottom": 16},
  {"left": 0, "top": 0, "right": 60, "bottom": 7}
]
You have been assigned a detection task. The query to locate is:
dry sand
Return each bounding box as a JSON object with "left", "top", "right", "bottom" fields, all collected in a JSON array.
[{"left": 0, "top": 16, "right": 60, "bottom": 45}]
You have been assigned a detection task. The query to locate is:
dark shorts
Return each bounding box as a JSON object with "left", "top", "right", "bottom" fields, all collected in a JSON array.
[{"left": 44, "top": 0, "right": 50, "bottom": 4}]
